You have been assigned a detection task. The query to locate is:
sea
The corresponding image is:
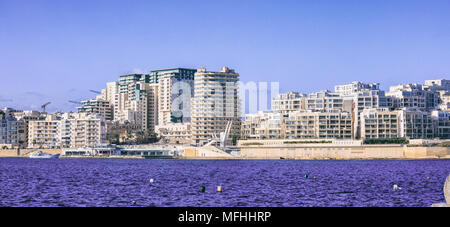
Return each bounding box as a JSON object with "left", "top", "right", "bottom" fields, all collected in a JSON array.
[{"left": 0, "top": 158, "right": 449, "bottom": 207}]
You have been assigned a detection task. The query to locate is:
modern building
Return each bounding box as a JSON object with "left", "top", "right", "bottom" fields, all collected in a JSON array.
[
  {"left": 68, "top": 113, "right": 106, "bottom": 148},
  {"left": 284, "top": 111, "right": 353, "bottom": 139},
  {"left": 27, "top": 113, "right": 106, "bottom": 148},
  {"left": 431, "top": 110, "right": 450, "bottom": 139},
  {"left": 191, "top": 67, "right": 241, "bottom": 146},
  {"left": 155, "top": 122, "right": 191, "bottom": 144},
  {"left": 0, "top": 108, "right": 25, "bottom": 147},
  {"left": 360, "top": 108, "right": 434, "bottom": 139},
  {"left": 150, "top": 68, "right": 196, "bottom": 125},
  {"left": 386, "top": 83, "right": 439, "bottom": 111},
  {"left": 77, "top": 99, "right": 113, "bottom": 120},
  {"left": 271, "top": 92, "right": 306, "bottom": 114},
  {"left": 241, "top": 111, "right": 283, "bottom": 140},
  {"left": 335, "top": 81, "right": 380, "bottom": 96}
]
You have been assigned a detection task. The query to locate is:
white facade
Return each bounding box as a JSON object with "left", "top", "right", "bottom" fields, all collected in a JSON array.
[{"left": 191, "top": 67, "right": 241, "bottom": 146}]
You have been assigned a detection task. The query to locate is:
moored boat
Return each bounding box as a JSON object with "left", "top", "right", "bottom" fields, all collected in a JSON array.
[{"left": 29, "top": 151, "right": 60, "bottom": 159}]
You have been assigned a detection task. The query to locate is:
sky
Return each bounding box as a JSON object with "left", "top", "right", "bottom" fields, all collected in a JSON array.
[{"left": 1, "top": 0, "right": 450, "bottom": 113}]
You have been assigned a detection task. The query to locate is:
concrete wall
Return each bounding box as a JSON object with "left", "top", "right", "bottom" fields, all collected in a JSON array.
[
  {"left": 0, "top": 149, "right": 62, "bottom": 157},
  {"left": 240, "top": 145, "right": 450, "bottom": 160}
]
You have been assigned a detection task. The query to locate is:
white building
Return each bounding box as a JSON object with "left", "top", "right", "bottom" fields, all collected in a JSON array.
[{"left": 191, "top": 67, "right": 241, "bottom": 146}]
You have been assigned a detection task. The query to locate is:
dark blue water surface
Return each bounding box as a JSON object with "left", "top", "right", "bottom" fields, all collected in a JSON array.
[{"left": 0, "top": 158, "right": 449, "bottom": 207}]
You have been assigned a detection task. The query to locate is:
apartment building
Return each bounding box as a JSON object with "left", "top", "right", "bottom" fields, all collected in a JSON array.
[
  {"left": 0, "top": 108, "right": 25, "bottom": 147},
  {"left": 335, "top": 81, "right": 380, "bottom": 96},
  {"left": 386, "top": 83, "right": 439, "bottom": 111},
  {"left": 150, "top": 68, "right": 196, "bottom": 125},
  {"left": 271, "top": 92, "right": 306, "bottom": 114},
  {"left": 27, "top": 113, "right": 106, "bottom": 148},
  {"left": 285, "top": 111, "right": 353, "bottom": 139},
  {"left": 242, "top": 110, "right": 353, "bottom": 140},
  {"left": 241, "top": 111, "right": 283, "bottom": 140},
  {"left": 28, "top": 115, "right": 61, "bottom": 148},
  {"left": 77, "top": 99, "right": 113, "bottom": 120},
  {"left": 69, "top": 113, "right": 106, "bottom": 148},
  {"left": 155, "top": 122, "right": 191, "bottom": 144},
  {"left": 431, "top": 110, "right": 450, "bottom": 139},
  {"left": 360, "top": 108, "right": 434, "bottom": 139},
  {"left": 191, "top": 67, "right": 241, "bottom": 146},
  {"left": 360, "top": 108, "right": 400, "bottom": 139}
]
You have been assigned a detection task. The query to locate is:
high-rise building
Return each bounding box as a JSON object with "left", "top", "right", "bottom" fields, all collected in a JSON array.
[
  {"left": 150, "top": 68, "right": 196, "bottom": 125},
  {"left": 191, "top": 67, "right": 241, "bottom": 146}
]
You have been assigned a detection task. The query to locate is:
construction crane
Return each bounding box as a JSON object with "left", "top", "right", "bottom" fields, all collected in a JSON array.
[
  {"left": 41, "top": 102, "right": 51, "bottom": 113},
  {"left": 89, "top": 90, "right": 101, "bottom": 94},
  {"left": 68, "top": 100, "right": 83, "bottom": 105}
]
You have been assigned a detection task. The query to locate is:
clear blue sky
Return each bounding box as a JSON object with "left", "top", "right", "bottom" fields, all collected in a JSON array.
[{"left": 1, "top": 0, "right": 450, "bottom": 112}]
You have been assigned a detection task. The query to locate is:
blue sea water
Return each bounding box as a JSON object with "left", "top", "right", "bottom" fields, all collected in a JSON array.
[{"left": 0, "top": 158, "right": 448, "bottom": 207}]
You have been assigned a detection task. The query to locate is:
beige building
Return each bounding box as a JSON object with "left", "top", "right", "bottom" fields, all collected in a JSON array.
[
  {"left": 28, "top": 115, "right": 61, "bottom": 149},
  {"left": 285, "top": 111, "right": 353, "bottom": 139},
  {"left": 156, "top": 123, "right": 191, "bottom": 144},
  {"left": 28, "top": 113, "right": 106, "bottom": 148},
  {"left": 242, "top": 110, "right": 353, "bottom": 140},
  {"left": 241, "top": 111, "right": 283, "bottom": 140},
  {"left": 271, "top": 92, "right": 306, "bottom": 114},
  {"left": 360, "top": 108, "right": 400, "bottom": 139},
  {"left": 77, "top": 99, "right": 113, "bottom": 120},
  {"left": 360, "top": 108, "right": 434, "bottom": 139},
  {"left": 68, "top": 113, "right": 106, "bottom": 148},
  {"left": 191, "top": 67, "right": 241, "bottom": 146}
]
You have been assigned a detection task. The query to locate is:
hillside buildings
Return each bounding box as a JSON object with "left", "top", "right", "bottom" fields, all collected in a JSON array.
[
  {"left": 243, "top": 79, "right": 450, "bottom": 141},
  {"left": 2, "top": 68, "right": 448, "bottom": 149}
]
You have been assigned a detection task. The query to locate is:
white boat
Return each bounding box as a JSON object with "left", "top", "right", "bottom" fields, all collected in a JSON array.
[{"left": 29, "top": 151, "right": 60, "bottom": 159}]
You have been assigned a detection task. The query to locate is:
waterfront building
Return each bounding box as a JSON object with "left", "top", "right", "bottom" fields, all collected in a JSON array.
[
  {"left": 150, "top": 68, "right": 196, "bottom": 125},
  {"left": 191, "top": 67, "right": 241, "bottom": 146},
  {"left": 68, "top": 113, "right": 106, "bottom": 148},
  {"left": 155, "top": 122, "right": 191, "bottom": 144},
  {"left": 0, "top": 108, "right": 25, "bottom": 147},
  {"left": 27, "top": 114, "right": 61, "bottom": 148},
  {"left": 11, "top": 110, "right": 45, "bottom": 147},
  {"left": 398, "top": 108, "right": 434, "bottom": 139},
  {"left": 431, "top": 110, "right": 450, "bottom": 139},
  {"left": 360, "top": 108, "right": 434, "bottom": 139},
  {"left": 27, "top": 113, "right": 106, "bottom": 148},
  {"left": 242, "top": 110, "right": 353, "bottom": 140},
  {"left": 241, "top": 111, "right": 283, "bottom": 140},
  {"left": 386, "top": 83, "right": 439, "bottom": 111},
  {"left": 360, "top": 108, "right": 400, "bottom": 139},
  {"left": 284, "top": 111, "right": 353, "bottom": 139},
  {"left": 351, "top": 89, "right": 389, "bottom": 138}
]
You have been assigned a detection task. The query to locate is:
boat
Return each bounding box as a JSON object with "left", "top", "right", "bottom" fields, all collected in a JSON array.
[{"left": 29, "top": 151, "right": 60, "bottom": 159}]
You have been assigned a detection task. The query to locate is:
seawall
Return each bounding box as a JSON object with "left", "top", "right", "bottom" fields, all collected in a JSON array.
[
  {"left": 239, "top": 145, "right": 450, "bottom": 160},
  {"left": 0, "top": 149, "right": 61, "bottom": 157}
]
